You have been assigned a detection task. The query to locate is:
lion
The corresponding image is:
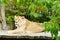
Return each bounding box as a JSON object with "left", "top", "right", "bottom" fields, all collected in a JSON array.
[{"left": 8, "top": 16, "right": 44, "bottom": 34}]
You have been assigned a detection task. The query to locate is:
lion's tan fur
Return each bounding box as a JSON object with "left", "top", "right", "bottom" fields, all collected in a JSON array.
[{"left": 8, "top": 16, "right": 44, "bottom": 34}]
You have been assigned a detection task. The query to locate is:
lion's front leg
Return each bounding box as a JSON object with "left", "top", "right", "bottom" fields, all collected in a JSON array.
[
  {"left": 8, "top": 29, "right": 20, "bottom": 34},
  {"left": 8, "top": 28, "right": 26, "bottom": 34}
]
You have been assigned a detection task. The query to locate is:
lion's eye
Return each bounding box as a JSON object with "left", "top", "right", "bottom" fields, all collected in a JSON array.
[{"left": 22, "top": 17, "right": 24, "bottom": 19}]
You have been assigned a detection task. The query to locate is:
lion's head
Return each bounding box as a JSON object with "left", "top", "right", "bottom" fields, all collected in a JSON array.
[{"left": 14, "top": 16, "right": 26, "bottom": 28}]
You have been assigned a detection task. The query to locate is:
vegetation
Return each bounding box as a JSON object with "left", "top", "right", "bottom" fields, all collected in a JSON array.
[{"left": 0, "top": 0, "right": 60, "bottom": 40}]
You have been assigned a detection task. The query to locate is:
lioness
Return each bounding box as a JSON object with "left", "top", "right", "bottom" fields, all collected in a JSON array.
[{"left": 8, "top": 16, "right": 44, "bottom": 34}]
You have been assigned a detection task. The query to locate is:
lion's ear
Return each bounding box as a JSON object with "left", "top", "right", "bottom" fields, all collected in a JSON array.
[
  {"left": 15, "top": 16, "right": 17, "bottom": 18},
  {"left": 14, "top": 16, "right": 16, "bottom": 20},
  {"left": 14, "top": 16, "right": 18, "bottom": 20}
]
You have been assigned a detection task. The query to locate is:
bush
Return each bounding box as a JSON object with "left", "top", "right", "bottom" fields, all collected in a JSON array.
[{"left": 0, "top": 0, "right": 60, "bottom": 39}]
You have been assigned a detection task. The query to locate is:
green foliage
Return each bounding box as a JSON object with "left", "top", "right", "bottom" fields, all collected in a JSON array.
[
  {"left": 0, "top": 0, "right": 60, "bottom": 40},
  {"left": 55, "top": 36, "right": 60, "bottom": 40}
]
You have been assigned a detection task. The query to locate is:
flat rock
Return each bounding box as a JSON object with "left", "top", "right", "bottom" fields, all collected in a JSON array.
[{"left": 0, "top": 30, "right": 60, "bottom": 39}]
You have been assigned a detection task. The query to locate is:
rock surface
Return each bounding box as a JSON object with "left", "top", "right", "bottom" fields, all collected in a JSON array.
[{"left": 0, "top": 30, "right": 53, "bottom": 39}]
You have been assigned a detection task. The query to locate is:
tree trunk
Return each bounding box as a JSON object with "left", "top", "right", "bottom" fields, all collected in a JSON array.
[
  {"left": 0, "top": 4, "right": 3, "bottom": 30},
  {"left": 1, "top": 4, "right": 8, "bottom": 30}
]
